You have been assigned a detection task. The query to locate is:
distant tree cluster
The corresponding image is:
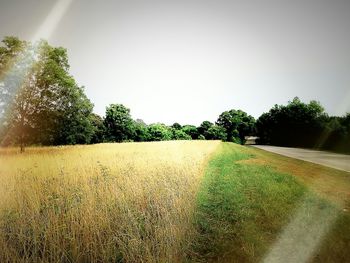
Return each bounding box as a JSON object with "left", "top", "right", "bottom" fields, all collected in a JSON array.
[
  {"left": 256, "top": 97, "right": 350, "bottom": 153},
  {"left": 92, "top": 103, "right": 255, "bottom": 145}
]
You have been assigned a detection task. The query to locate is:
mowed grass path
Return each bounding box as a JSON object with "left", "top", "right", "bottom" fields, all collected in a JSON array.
[
  {"left": 0, "top": 141, "right": 349, "bottom": 262},
  {"left": 191, "top": 143, "right": 350, "bottom": 263}
]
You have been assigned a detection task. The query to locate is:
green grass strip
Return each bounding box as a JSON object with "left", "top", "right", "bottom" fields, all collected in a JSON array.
[{"left": 190, "top": 142, "right": 349, "bottom": 263}]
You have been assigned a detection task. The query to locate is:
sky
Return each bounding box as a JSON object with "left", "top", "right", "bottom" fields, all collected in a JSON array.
[{"left": 0, "top": 0, "right": 349, "bottom": 125}]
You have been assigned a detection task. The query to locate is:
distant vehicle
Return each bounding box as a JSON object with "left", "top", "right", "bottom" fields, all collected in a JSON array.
[{"left": 245, "top": 136, "right": 259, "bottom": 145}]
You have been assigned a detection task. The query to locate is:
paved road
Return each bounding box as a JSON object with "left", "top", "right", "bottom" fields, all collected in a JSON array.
[{"left": 252, "top": 145, "right": 350, "bottom": 172}]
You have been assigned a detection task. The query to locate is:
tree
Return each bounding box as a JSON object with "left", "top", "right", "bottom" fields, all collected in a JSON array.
[
  {"left": 320, "top": 113, "right": 350, "bottom": 153},
  {"left": 171, "top": 128, "right": 192, "bottom": 140},
  {"left": 0, "top": 37, "right": 31, "bottom": 120},
  {"left": 256, "top": 97, "right": 326, "bottom": 147},
  {"left": 90, "top": 113, "right": 106, "bottom": 144},
  {"left": 52, "top": 85, "right": 94, "bottom": 145},
  {"left": 0, "top": 37, "right": 34, "bottom": 150},
  {"left": 147, "top": 123, "right": 172, "bottom": 141},
  {"left": 133, "top": 119, "right": 150, "bottom": 142},
  {"left": 0, "top": 37, "right": 94, "bottom": 151},
  {"left": 205, "top": 125, "right": 227, "bottom": 140},
  {"left": 198, "top": 134, "right": 205, "bottom": 140},
  {"left": 181, "top": 125, "right": 199, "bottom": 139},
  {"left": 216, "top": 109, "right": 255, "bottom": 143},
  {"left": 197, "top": 121, "right": 213, "bottom": 139},
  {"left": 171, "top": 122, "right": 182, "bottom": 130},
  {"left": 104, "top": 104, "right": 135, "bottom": 142}
]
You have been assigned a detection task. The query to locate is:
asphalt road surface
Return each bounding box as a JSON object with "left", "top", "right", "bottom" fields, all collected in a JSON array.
[{"left": 252, "top": 145, "right": 350, "bottom": 172}]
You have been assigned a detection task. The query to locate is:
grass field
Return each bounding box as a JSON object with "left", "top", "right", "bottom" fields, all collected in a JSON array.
[
  {"left": 0, "top": 141, "right": 349, "bottom": 262},
  {"left": 0, "top": 141, "right": 219, "bottom": 262}
]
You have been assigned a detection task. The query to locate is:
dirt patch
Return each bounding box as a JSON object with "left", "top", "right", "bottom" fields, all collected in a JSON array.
[{"left": 236, "top": 158, "right": 268, "bottom": 166}]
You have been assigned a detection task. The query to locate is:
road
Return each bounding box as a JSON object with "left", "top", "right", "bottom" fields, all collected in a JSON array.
[{"left": 252, "top": 145, "right": 350, "bottom": 172}]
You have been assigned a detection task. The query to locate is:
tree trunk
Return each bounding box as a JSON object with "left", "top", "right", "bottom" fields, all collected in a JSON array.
[
  {"left": 20, "top": 134, "right": 25, "bottom": 153},
  {"left": 19, "top": 113, "right": 25, "bottom": 153}
]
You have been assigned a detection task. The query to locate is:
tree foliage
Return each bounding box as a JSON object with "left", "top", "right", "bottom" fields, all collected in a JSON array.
[
  {"left": 90, "top": 113, "right": 106, "bottom": 144},
  {"left": 133, "top": 119, "right": 150, "bottom": 142},
  {"left": 171, "top": 122, "right": 182, "bottom": 130},
  {"left": 147, "top": 123, "right": 172, "bottom": 141},
  {"left": 205, "top": 125, "right": 227, "bottom": 140},
  {"left": 171, "top": 128, "right": 192, "bottom": 140},
  {"left": 216, "top": 109, "right": 255, "bottom": 143},
  {"left": 181, "top": 125, "right": 199, "bottom": 139},
  {"left": 197, "top": 121, "right": 213, "bottom": 139},
  {"left": 256, "top": 97, "right": 325, "bottom": 147},
  {"left": 104, "top": 104, "right": 135, "bottom": 142},
  {"left": 0, "top": 37, "right": 94, "bottom": 150}
]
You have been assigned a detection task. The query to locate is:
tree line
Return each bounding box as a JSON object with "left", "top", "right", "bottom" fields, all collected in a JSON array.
[
  {"left": 0, "top": 37, "right": 349, "bottom": 153},
  {"left": 93, "top": 104, "right": 255, "bottom": 144},
  {"left": 256, "top": 97, "right": 350, "bottom": 153}
]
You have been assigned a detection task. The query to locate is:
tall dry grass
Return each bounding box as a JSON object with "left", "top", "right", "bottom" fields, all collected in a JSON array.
[{"left": 0, "top": 140, "right": 219, "bottom": 262}]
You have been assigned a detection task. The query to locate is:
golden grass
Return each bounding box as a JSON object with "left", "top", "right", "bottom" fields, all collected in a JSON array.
[{"left": 0, "top": 141, "right": 219, "bottom": 262}]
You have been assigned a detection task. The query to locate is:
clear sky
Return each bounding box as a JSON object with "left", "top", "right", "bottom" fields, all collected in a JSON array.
[{"left": 1, "top": 0, "right": 349, "bottom": 125}]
